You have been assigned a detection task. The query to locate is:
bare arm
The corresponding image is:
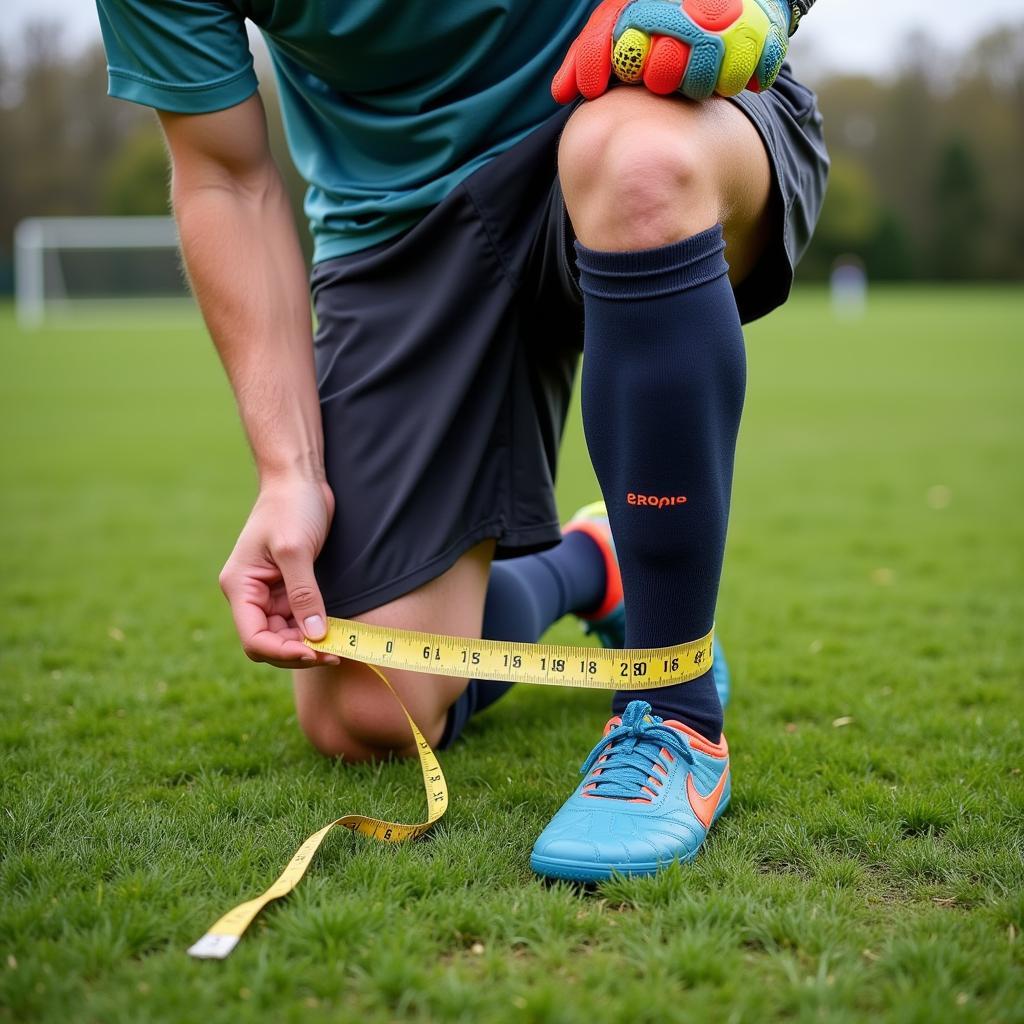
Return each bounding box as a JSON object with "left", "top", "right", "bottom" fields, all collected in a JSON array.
[
  {"left": 159, "top": 94, "right": 340, "bottom": 669},
  {"left": 161, "top": 94, "right": 320, "bottom": 480}
]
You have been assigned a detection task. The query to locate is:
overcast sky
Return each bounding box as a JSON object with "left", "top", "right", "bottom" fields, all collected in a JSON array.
[{"left": 5, "top": 0, "right": 1022, "bottom": 76}]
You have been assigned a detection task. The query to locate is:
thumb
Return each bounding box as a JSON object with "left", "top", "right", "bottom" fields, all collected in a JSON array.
[{"left": 275, "top": 544, "right": 328, "bottom": 640}]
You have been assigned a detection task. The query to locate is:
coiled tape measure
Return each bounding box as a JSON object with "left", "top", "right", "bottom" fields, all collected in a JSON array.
[{"left": 187, "top": 616, "right": 714, "bottom": 959}]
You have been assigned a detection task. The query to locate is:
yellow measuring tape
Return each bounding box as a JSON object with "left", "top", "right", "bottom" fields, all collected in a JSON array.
[{"left": 187, "top": 616, "right": 714, "bottom": 959}]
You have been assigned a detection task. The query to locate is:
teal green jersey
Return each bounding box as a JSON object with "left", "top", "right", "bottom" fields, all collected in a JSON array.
[{"left": 95, "top": 1, "right": 595, "bottom": 262}]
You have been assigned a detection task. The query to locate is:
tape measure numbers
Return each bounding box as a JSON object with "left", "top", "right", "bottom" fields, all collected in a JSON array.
[
  {"left": 187, "top": 617, "right": 714, "bottom": 959},
  {"left": 309, "top": 617, "right": 714, "bottom": 690}
]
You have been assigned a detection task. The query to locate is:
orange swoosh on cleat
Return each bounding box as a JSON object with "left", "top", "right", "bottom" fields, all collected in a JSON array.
[{"left": 686, "top": 765, "right": 730, "bottom": 829}]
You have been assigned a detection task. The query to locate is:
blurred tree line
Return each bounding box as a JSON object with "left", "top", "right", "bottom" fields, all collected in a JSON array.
[
  {"left": 802, "top": 25, "right": 1024, "bottom": 281},
  {"left": 0, "top": 21, "right": 308, "bottom": 293},
  {"left": 1, "top": 20, "right": 1022, "bottom": 292}
]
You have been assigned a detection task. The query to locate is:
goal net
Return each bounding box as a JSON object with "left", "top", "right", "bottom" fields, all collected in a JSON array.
[{"left": 14, "top": 216, "right": 194, "bottom": 328}]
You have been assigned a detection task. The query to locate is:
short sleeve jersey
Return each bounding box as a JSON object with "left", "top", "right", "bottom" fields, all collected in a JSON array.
[{"left": 96, "top": 1, "right": 595, "bottom": 262}]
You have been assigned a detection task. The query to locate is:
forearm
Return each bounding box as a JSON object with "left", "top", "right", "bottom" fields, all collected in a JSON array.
[
  {"left": 172, "top": 160, "right": 323, "bottom": 484},
  {"left": 158, "top": 100, "right": 334, "bottom": 660}
]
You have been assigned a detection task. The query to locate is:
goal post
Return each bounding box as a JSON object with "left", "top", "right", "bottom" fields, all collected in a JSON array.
[{"left": 14, "top": 216, "right": 193, "bottom": 329}]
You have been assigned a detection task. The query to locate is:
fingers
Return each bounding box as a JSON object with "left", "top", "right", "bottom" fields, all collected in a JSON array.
[
  {"left": 714, "top": 0, "right": 773, "bottom": 96},
  {"left": 557, "top": 0, "right": 787, "bottom": 110},
  {"left": 716, "top": 34, "right": 760, "bottom": 96},
  {"left": 247, "top": 630, "right": 319, "bottom": 665},
  {"left": 615, "top": 0, "right": 786, "bottom": 99},
  {"left": 267, "top": 614, "right": 300, "bottom": 635},
  {"left": 267, "top": 587, "right": 298, "bottom": 619},
  {"left": 575, "top": 8, "right": 619, "bottom": 99},
  {"left": 552, "top": 0, "right": 628, "bottom": 104},
  {"left": 552, "top": 39, "right": 582, "bottom": 103},
  {"left": 272, "top": 541, "right": 329, "bottom": 642},
  {"left": 243, "top": 627, "right": 342, "bottom": 669},
  {"left": 612, "top": 28, "right": 652, "bottom": 83},
  {"left": 575, "top": 35, "right": 613, "bottom": 100},
  {"left": 715, "top": 0, "right": 789, "bottom": 96},
  {"left": 220, "top": 566, "right": 341, "bottom": 669},
  {"left": 643, "top": 35, "right": 690, "bottom": 93},
  {"left": 752, "top": 23, "right": 787, "bottom": 90}
]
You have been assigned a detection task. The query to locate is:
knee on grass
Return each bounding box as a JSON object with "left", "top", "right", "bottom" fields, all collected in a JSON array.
[
  {"left": 297, "top": 689, "right": 441, "bottom": 763},
  {"left": 559, "top": 92, "right": 721, "bottom": 251}
]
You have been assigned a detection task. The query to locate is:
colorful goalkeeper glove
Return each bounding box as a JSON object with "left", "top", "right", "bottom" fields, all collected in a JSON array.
[{"left": 553, "top": 0, "right": 792, "bottom": 104}]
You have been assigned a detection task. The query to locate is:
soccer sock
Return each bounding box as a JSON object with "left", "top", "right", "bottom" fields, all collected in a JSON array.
[
  {"left": 439, "top": 532, "right": 606, "bottom": 747},
  {"left": 576, "top": 225, "right": 746, "bottom": 743}
]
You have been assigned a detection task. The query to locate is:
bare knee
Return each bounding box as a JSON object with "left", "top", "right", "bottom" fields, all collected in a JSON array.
[
  {"left": 294, "top": 666, "right": 445, "bottom": 763},
  {"left": 297, "top": 703, "right": 404, "bottom": 763},
  {"left": 291, "top": 539, "right": 491, "bottom": 762},
  {"left": 296, "top": 710, "right": 395, "bottom": 764},
  {"left": 559, "top": 90, "right": 721, "bottom": 251}
]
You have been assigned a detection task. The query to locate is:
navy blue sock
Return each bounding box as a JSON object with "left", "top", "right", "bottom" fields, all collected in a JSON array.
[
  {"left": 439, "top": 532, "right": 606, "bottom": 747},
  {"left": 576, "top": 225, "right": 746, "bottom": 743}
]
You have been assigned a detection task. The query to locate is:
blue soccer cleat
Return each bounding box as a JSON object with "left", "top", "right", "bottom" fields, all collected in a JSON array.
[
  {"left": 564, "top": 502, "right": 731, "bottom": 709},
  {"left": 531, "top": 700, "right": 731, "bottom": 882}
]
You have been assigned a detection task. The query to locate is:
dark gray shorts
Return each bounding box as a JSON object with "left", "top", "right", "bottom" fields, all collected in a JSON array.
[{"left": 311, "top": 67, "right": 829, "bottom": 617}]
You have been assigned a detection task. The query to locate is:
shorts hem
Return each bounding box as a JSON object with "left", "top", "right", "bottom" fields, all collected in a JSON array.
[
  {"left": 727, "top": 91, "right": 797, "bottom": 324},
  {"left": 321, "top": 518, "right": 563, "bottom": 619},
  {"left": 494, "top": 520, "right": 563, "bottom": 559}
]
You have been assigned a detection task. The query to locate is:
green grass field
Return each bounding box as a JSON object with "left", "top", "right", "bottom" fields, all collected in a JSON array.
[{"left": 1, "top": 288, "right": 1022, "bottom": 1023}]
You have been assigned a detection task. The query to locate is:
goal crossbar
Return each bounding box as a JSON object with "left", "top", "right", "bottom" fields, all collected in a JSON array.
[{"left": 14, "top": 216, "right": 185, "bottom": 328}]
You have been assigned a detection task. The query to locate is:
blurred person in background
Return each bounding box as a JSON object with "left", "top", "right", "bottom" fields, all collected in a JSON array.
[{"left": 95, "top": 0, "right": 827, "bottom": 881}]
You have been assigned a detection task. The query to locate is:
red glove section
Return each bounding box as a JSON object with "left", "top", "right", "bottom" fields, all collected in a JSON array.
[
  {"left": 553, "top": 0, "right": 696, "bottom": 102},
  {"left": 553, "top": 0, "right": 769, "bottom": 104},
  {"left": 642, "top": 35, "right": 692, "bottom": 95},
  {"left": 552, "top": 0, "right": 631, "bottom": 103}
]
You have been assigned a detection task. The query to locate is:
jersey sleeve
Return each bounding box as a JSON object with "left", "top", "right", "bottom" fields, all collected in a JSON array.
[{"left": 96, "top": 0, "right": 258, "bottom": 113}]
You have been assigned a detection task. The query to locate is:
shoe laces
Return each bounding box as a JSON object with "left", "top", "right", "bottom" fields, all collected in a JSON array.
[{"left": 578, "top": 701, "right": 695, "bottom": 802}]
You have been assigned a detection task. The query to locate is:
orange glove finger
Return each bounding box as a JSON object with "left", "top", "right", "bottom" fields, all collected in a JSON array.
[
  {"left": 551, "top": 0, "right": 632, "bottom": 103},
  {"left": 552, "top": 37, "right": 583, "bottom": 103},
  {"left": 576, "top": 2, "right": 629, "bottom": 99},
  {"left": 642, "top": 34, "right": 691, "bottom": 94}
]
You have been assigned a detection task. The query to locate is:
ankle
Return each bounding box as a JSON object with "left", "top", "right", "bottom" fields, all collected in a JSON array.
[{"left": 615, "top": 669, "right": 723, "bottom": 744}]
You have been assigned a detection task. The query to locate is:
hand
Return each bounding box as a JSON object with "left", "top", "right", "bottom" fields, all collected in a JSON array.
[
  {"left": 553, "top": 0, "right": 790, "bottom": 104},
  {"left": 218, "top": 476, "right": 342, "bottom": 670}
]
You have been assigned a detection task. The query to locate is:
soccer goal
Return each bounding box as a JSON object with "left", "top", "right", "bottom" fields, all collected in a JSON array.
[{"left": 14, "top": 216, "right": 194, "bottom": 328}]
